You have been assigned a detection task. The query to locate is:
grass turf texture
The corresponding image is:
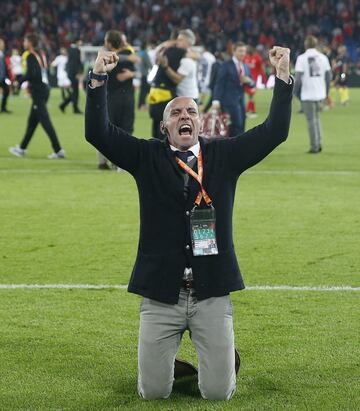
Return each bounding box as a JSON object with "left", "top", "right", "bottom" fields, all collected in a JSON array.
[{"left": 0, "top": 88, "right": 359, "bottom": 410}]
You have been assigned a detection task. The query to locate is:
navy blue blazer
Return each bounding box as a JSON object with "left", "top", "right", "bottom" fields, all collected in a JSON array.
[
  {"left": 213, "top": 59, "right": 253, "bottom": 106},
  {"left": 85, "top": 78, "right": 293, "bottom": 304}
]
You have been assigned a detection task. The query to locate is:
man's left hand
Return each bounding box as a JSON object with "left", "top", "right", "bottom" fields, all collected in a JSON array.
[{"left": 269, "top": 46, "right": 290, "bottom": 83}]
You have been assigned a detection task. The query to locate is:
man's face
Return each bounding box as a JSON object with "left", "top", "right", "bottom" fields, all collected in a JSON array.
[
  {"left": 161, "top": 97, "right": 202, "bottom": 150},
  {"left": 176, "top": 34, "right": 190, "bottom": 50},
  {"left": 234, "top": 46, "right": 247, "bottom": 61},
  {"left": 0, "top": 39, "right": 5, "bottom": 52}
]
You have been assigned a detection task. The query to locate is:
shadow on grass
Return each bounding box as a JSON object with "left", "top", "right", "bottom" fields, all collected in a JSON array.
[{"left": 172, "top": 376, "right": 201, "bottom": 398}]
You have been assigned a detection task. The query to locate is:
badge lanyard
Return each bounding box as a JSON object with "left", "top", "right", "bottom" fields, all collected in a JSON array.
[
  {"left": 175, "top": 150, "right": 219, "bottom": 256},
  {"left": 174, "top": 150, "right": 212, "bottom": 207}
]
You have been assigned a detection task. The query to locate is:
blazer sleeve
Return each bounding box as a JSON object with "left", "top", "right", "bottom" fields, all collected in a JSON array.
[
  {"left": 85, "top": 83, "right": 145, "bottom": 174},
  {"left": 220, "top": 77, "right": 293, "bottom": 175}
]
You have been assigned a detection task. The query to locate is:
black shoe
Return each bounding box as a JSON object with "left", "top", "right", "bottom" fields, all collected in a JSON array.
[
  {"left": 59, "top": 103, "right": 66, "bottom": 113},
  {"left": 307, "top": 148, "right": 320, "bottom": 154},
  {"left": 174, "top": 358, "right": 198, "bottom": 380},
  {"left": 235, "top": 348, "right": 241, "bottom": 375},
  {"left": 1, "top": 109, "right": 12, "bottom": 113},
  {"left": 98, "top": 163, "right": 111, "bottom": 170},
  {"left": 74, "top": 109, "right": 83, "bottom": 114}
]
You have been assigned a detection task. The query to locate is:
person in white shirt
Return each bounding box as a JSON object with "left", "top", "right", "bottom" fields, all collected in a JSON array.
[
  {"left": 294, "top": 35, "right": 331, "bottom": 153},
  {"left": 10, "top": 48, "right": 22, "bottom": 95},
  {"left": 51, "top": 48, "right": 71, "bottom": 111},
  {"left": 158, "top": 29, "right": 199, "bottom": 101}
]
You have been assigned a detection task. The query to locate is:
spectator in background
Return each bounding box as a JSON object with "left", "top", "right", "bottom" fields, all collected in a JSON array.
[
  {"left": 63, "top": 39, "right": 83, "bottom": 114},
  {"left": 137, "top": 40, "right": 152, "bottom": 110},
  {"left": 51, "top": 47, "right": 71, "bottom": 111},
  {"left": 9, "top": 33, "right": 65, "bottom": 159},
  {"left": 294, "top": 35, "right": 331, "bottom": 154},
  {"left": 97, "top": 30, "right": 137, "bottom": 170},
  {"left": 332, "top": 45, "right": 350, "bottom": 106},
  {"left": 212, "top": 42, "right": 254, "bottom": 136},
  {"left": 10, "top": 48, "right": 22, "bottom": 95},
  {"left": 0, "top": 39, "right": 12, "bottom": 113}
]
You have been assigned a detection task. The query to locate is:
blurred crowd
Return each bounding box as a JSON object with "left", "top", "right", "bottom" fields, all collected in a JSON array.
[{"left": 0, "top": 0, "right": 359, "bottom": 66}]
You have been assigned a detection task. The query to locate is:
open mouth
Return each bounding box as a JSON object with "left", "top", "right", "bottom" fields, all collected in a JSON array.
[{"left": 178, "top": 124, "right": 192, "bottom": 137}]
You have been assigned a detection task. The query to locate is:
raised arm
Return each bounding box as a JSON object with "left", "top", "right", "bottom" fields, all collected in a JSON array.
[
  {"left": 221, "top": 46, "right": 292, "bottom": 175},
  {"left": 85, "top": 49, "right": 144, "bottom": 174}
]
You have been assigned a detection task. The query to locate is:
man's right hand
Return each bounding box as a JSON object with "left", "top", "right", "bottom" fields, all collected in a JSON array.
[{"left": 93, "top": 49, "right": 119, "bottom": 74}]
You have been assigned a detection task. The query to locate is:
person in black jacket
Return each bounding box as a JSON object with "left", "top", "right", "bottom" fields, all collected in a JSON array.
[
  {"left": 85, "top": 46, "right": 292, "bottom": 400},
  {"left": 97, "top": 30, "right": 138, "bottom": 170},
  {"left": 9, "top": 33, "right": 65, "bottom": 159},
  {"left": 148, "top": 44, "right": 186, "bottom": 140},
  {"left": 60, "top": 39, "right": 83, "bottom": 114}
]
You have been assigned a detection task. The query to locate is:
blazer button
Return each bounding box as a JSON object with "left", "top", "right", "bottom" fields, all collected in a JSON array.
[
  {"left": 185, "top": 245, "right": 190, "bottom": 250},
  {"left": 186, "top": 211, "right": 190, "bottom": 216}
]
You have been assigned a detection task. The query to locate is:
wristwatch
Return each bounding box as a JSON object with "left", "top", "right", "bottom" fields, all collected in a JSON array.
[{"left": 88, "top": 70, "right": 108, "bottom": 81}]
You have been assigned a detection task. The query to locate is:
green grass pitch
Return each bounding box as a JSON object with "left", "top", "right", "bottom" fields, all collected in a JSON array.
[{"left": 0, "top": 87, "right": 359, "bottom": 410}]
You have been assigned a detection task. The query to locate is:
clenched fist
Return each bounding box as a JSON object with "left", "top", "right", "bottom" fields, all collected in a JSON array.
[
  {"left": 269, "top": 46, "right": 290, "bottom": 83},
  {"left": 93, "top": 49, "right": 119, "bottom": 74}
]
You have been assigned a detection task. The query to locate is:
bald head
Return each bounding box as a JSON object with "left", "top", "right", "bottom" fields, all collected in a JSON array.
[{"left": 160, "top": 97, "right": 202, "bottom": 150}]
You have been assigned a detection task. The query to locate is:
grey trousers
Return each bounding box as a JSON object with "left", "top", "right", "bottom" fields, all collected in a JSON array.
[
  {"left": 302, "top": 100, "right": 322, "bottom": 151},
  {"left": 138, "top": 288, "right": 236, "bottom": 400}
]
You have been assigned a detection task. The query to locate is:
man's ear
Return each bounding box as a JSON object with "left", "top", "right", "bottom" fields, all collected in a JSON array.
[
  {"left": 160, "top": 120, "right": 168, "bottom": 135},
  {"left": 199, "top": 118, "right": 204, "bottom": 134}
]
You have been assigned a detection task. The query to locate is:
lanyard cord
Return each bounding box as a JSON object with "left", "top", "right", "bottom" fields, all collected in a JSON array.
[{"left": 175, "top": 150, "right": 212, "bottom": 207}]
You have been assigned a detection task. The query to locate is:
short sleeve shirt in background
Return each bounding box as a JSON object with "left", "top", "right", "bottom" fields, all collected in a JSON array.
[
  {"left": 295, "top": 48, "right": 331, "bottom": 101},
  {"left": 176, "top": 57, "right": 199, "bottom": 99}
]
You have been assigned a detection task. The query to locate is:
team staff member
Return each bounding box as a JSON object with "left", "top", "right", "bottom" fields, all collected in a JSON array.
[
  {"left": 9, "top": 33, "right": 65, "bottom": 159},
  {"left": 85, "top": 46, "right": 292, "bottom": 400},
  {"left": 97, "top": 30, "right": 138, "bottom": 170},
  {"left": 64, "top": 39, "right": 83, "bottom": 114}
]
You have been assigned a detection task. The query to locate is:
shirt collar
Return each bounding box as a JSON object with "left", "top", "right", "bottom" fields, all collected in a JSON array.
[
  {"left": 232, "top": 56, "right": 243, "bottom": 69},
  {"left": 170, "top": 142, "right": 200, "bottom": 158}
]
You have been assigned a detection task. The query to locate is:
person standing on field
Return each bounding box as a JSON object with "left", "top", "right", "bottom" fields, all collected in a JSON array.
[{"left": 294, "top": 35, "right": 331, "bottom": 154}]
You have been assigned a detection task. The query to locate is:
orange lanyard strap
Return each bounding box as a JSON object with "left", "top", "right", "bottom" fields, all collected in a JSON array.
[{"left": 174, "top": 150, "right": 212, "bottom": 207}]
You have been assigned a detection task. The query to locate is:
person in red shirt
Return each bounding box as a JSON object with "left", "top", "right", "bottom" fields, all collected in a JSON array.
[{"left": 244, "top": 46, "right": 267, "bottom": 117}]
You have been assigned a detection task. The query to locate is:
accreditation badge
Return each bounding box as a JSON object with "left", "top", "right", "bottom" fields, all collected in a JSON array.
[{"left": 190, "top": 206, "right": 219, "bottom": 256}]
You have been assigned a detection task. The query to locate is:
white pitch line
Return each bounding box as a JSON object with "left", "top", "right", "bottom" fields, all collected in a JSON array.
[{"left": 0, "top": 284, "right": 359, "bottom": 291}]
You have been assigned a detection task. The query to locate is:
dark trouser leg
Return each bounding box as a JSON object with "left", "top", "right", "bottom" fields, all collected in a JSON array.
[
  {"left": 239, "top": 96, "right": 246, "bottom": 133},
  {"left": 223, "top": 103, "right": 243, "bottom": 137},
  {"left": 149, "top": 102, "right": 168, "bottom": 140},
  {"left": 36, "top": 97, "right": 62, "bottom": 153},
  {"left": 1, "top": 81, "right": 9, "bottom": 111},
  {"left": 20, "top": 104, "right": 40, "bottom": 149},
  {"left": 138, "top": 76, "right": 150, "bottom": 108},
  {"left": 70, "top": 76, "right": 79, "bottom": 111}
]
